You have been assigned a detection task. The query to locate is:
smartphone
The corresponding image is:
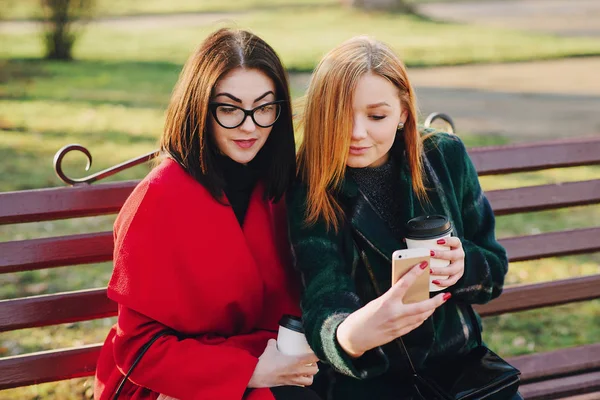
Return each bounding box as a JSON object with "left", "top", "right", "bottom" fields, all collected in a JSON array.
[{"left": 392, "top": 248, "right": 431, "bottom": 304}]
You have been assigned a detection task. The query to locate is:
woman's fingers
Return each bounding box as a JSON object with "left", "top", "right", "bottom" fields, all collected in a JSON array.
[
  {"left": 402, "top": 291, "right": 448, "bottom": 316},
  {"left": 395, "top": 308, "right": 435, "bottom": 329},
  {"left": 442, "top": 236, "right": 462, "bottom": 249},
  {"left": 397, "top": 321, "right": 426, "bottom": 337},
  {"left": 433, "top": 273, "right": 462, "bottom": 288},
  {"left": 300, "top": 363, "right": 319, "bottom": 376},
  {"left": 392, "top": 293, "right": 450, "bottom": 337},
  {"left": 430, "top": 261, "right": 463, "bottom": 277},
  {"left": 431, "top": 248, "right": 464, "bottom": 262},
  {"left": 290, "top": 375, "right": 314, "bottom": 387},
  {"left": 297, "top": 352, "right": 319, "bottom": 365}
]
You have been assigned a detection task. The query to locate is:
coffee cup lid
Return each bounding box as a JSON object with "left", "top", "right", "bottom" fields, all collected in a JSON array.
[
  {"left": 405, "top": 215, "right": 452, "bottom": 239},
  {"left": 279, "top": 315, "right": 304, "bottom": 333}
]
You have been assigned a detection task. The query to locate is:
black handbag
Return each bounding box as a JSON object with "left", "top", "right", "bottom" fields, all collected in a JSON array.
[{"left": 353, "top": 239, "right": 521, "bottom": 400}]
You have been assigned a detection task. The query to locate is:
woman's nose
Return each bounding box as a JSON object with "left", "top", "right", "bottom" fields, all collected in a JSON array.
[
  {"left": 351, "top": 121, "right": 368, "bottom": 141},
  {"left": 239, "top": 115, "right": 257, "bottom": 133}
]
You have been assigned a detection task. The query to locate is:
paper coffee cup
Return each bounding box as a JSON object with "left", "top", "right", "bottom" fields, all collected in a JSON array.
[
  {"left": 277, "top": 315, "right": 313, "bottom": 356},
  {"left": 405, "top": 215, "right": 453, "bottom": 292}
]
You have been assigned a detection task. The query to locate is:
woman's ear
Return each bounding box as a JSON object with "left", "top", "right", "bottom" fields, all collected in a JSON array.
[
  {"left": 397, "top": 109, "right": 409, "bottom": 131},
  {"left": 400, "top": 109, "right": 408, "bottom": 124}
]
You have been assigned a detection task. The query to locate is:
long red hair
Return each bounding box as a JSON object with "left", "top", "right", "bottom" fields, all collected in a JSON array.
[{"left": 298, "top": 36, "right": 426, "bottom": 231}]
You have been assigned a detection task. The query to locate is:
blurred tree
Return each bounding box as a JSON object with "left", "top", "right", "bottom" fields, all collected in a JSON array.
[
  {"left": 0, "top": 1, "right": 18, "bottom": 82},
  {"left": 40, "top": 0, "right": 95, "bottom": 60},
  {"left": 342, "top": 0, "right": 415, "bottom": 13}
]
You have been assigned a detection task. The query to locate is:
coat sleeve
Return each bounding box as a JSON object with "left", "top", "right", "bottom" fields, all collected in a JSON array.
[
  {"left": 112, "top": 305, "right": 271, "bottom": 400},
  {"left": 446, "top": 137, "right": 509, "bottom": 304},
  {"left": 287, "top": 185, "right": 389, "bottom": 380}
]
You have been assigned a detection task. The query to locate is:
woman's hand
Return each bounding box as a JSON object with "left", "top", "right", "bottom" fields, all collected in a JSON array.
[
  {"left": 430, "top": 237, "right": 465, "bottom": 289},
  {"left": 248, "top": 339, "right": 319, "bottom": 388},
  {"left": 336, "top": 262, "right": 450, "bottom": 358}
]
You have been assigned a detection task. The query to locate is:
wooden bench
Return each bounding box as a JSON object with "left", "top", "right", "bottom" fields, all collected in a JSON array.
[{"left": 1, "top": 129, "right": 600, "bottom": 398}]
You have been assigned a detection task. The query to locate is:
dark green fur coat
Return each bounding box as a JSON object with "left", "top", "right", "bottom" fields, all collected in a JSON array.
[{"left": 288, "top": 133, "right": 508, "bottom": 399}]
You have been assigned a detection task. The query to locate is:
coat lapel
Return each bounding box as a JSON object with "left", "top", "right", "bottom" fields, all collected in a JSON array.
[
  {"left": 243, "top": 183, "right": 301, "bottom": 327},
  {"left": 341, "top": 157, "right": 418, "bottom": 264},
  {"left": 349, "top": 187, "right": 404, "bottom": 263},
  {"left": 242, "top": 182, "right": 276, "bottom": 267}
]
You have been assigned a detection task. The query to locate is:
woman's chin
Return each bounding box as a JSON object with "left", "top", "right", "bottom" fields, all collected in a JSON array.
[{"left": 346, "top": 155, "right": 372, "bottom": 169}]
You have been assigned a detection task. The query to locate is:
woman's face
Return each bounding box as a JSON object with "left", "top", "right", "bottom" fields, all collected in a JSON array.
[
  {"left": 209, "top": 67, "right": 277, "bottom": 165},
  {"left": 347, "top": 73, "right": 407, "bottom": 169}
]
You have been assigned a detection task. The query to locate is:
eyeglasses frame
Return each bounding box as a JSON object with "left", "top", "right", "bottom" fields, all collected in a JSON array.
[{"left": 208, "top": 100, "right": 286, "bottom": 129}]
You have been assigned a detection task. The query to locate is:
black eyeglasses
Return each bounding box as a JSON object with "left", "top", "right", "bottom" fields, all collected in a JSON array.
[{"left": 208, "top": 100, "right": 285, "bottom": 129}]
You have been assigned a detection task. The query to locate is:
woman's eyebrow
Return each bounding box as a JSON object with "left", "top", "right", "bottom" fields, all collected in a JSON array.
[
  {"left": 214, "top": 92, "right": 242, "bottom": 103},
  {"left": 213, "top": 91, "right": 275, "bottom": 103},
  {"left": 366, "top": 102, "right": 391, "bottom": 109},
  {"left": 254, "top": 91, "right": 275, "bottom": 102}
]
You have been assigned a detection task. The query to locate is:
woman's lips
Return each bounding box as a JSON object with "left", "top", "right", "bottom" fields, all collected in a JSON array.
[
  {"left": 349, "top": 146, "right": 370, "bottom": 155},
  {"left": 234, "top": 139, "right": 257, "bottom": 149}
]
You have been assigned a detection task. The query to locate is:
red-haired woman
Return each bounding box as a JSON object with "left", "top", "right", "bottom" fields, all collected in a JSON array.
[{"left": 288, "top": 36, "right": 516, "bottom": 399}]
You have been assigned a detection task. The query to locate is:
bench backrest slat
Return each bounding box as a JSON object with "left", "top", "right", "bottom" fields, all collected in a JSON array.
[
  {"left": 467, "top": 137, "right": 600, "bottom": 175},
  {"left": 2, "top": 343, "right": 599, "bottom": 392},
  {"left": 486, "top": 180, "right": 600, "bottom": 216},
  {"left": 499, "top": 227, "right": 600, "bottom": 262},
  {"left": 0, "top": 289, "right": 115, "bottom": 333},
  {"left": 2, "top": 273, "right": 599, "bottom": 333},
  {"left": 474, "top": 274, "right": 600, "bottom": 317},
  {"left": 3, "top": 227, "right": 597, "bottom": 276},
  {"left": 508, "top": 343, "right": 600, "bottom": 383},
  {"left": 0, "top": 345, "right": 102, "bottom": 390},
  {"left": 0, "top": 139, "right": 598, "bottom": 226},
  {"left": 0, "top": 181, "right": 137, "bottom": 225},
  {"left": 0, "top": 232, "right": 113, "bottom": 274},
  {"left": 518, "top": 371, "right": 600, "bottom": 400}
]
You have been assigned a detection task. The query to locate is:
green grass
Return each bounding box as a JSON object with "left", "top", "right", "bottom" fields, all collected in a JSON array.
[
  {"left": 1, "top": 0, "right": 480, "bottom": 20},
  {"left": 1, "top": 377, "right": 96, "bottom": 400},
  {"left": 3, "top": 7, "right": 600, "bottom": 70},
  {"left": 3, "top": 0, "right": 339, "bottom": 20}
]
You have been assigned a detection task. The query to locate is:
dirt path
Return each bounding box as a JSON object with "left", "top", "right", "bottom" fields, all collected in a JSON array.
[
  {"left": 290, "top": 57, "right": 600, "bottom": 141},
  {"left": 418, "top": 0, "right": 600, "bottom": 38}
]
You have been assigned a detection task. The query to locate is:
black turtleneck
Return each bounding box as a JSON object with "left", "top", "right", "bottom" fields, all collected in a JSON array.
[
  {"left": 347, "top": 155, "right": 404, "bottom": 239},
  {"left": 217, "top": 154, "right": 261, "bottom": 226}
]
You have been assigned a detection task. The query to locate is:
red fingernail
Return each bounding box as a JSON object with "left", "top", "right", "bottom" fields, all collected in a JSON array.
[
  {"left": 419, "top": 261, "right": 428, "bottom": 269},
  {"left": 432, "top": 280, "right": 441, "bottom": 285},
  {"left": 430, "top": 250, "right": 435, "bottom": 257},
  {"left": 443, "top": 293, "right": 452, "bottom": 301},
  {"left": 437, "top": 239, "right": 446, "bottom": 245}
]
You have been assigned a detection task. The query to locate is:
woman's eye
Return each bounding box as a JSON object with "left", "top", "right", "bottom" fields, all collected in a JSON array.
[
  {"left": 370, "top": 115, "right": 386, "bottom": 120},
  {"left": 219, "top": 107, "right": 237, "bottom": 114},
  {"left": 257, "top": 105, "right": 274, "bottom": 113}
]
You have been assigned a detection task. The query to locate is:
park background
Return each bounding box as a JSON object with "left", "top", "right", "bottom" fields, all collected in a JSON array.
[{"left": 1, "top": 0, "right": 599, "bottom": 398}]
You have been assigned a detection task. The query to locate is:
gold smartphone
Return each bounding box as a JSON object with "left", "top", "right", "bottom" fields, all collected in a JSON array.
[{"left": 392, "top": 248, "right": 431, "bottom": 304}]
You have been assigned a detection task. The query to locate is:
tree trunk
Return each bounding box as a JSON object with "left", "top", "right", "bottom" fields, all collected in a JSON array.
[
  {"left": 45, "top": 26, "right": 74, "bottom": 60},
  {"left": 41, "top": 0, "right": 94, "bottom": 61}
]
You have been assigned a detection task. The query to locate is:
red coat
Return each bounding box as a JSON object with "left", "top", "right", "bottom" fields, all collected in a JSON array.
[{"left": 94, "top": 158, "right": 302, "bottom": 400}]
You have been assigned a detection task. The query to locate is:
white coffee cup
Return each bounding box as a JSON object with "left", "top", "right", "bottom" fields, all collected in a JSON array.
[
  {"left": 405, "top": 215, "right": 453, "bottom": 292},
  {"left": 277, "top": 315, "right": 313, "bottom": 356}
]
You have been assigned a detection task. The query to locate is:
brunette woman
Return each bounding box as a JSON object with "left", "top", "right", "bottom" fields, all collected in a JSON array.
[{"left": 94, "top": 28, "right": 320, "bottom": 400}]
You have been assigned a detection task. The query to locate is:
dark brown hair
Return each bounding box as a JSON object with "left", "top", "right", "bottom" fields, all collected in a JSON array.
[{"left": 161, "top": 28, "right": 295, "bottom": 202}]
